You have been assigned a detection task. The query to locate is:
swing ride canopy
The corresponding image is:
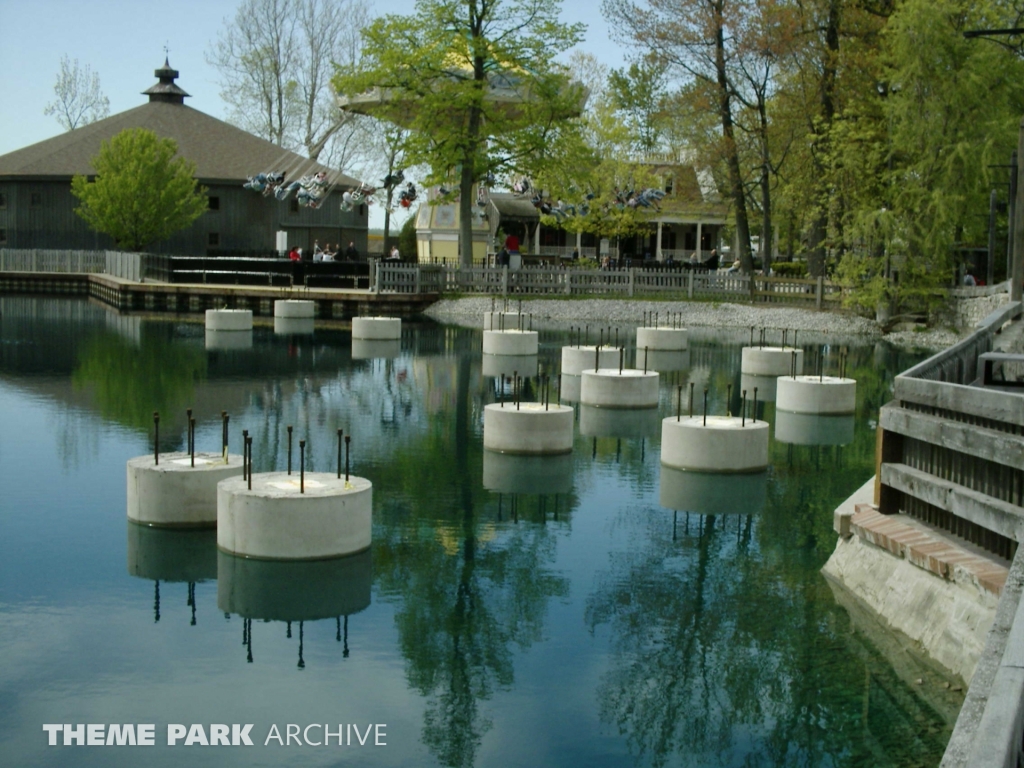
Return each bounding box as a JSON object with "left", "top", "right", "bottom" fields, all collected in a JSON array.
[{"left": 335, "top": 47, "right": 588, "bottom": 130}]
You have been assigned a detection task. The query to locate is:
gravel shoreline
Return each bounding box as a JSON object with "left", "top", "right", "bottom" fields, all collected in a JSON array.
[{"left": 425, "top": 296, "right": 962, "bottom": 349}]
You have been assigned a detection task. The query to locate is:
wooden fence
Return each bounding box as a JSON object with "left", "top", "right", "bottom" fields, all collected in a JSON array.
[
  {"left": 376, "top": 263, "right": 842, "bottom": 306},
  {"left": 874, "top": 300, "right": 1024, "bottom": 767}
]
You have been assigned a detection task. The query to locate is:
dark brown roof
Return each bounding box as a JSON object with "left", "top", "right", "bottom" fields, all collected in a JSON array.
[{"left": 0, "top": 101, "right": 357, "bottom": 187}]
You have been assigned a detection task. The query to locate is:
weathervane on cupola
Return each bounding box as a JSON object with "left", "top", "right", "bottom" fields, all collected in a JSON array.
[{"left": 143, "top": 47, "right": 190, "bottom": 104}]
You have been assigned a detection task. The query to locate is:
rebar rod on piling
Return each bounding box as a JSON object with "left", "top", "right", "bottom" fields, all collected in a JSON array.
[
  {"left": 242, "top": 430, "right": 249, "bottom": 480},
  {"left": 619, "top": 347, "right": 624, "bottom": 374},
  {"left": 689, "top": 382, "right": 695, "bottom": 418},
  {"left": 222, "top": 411, "right": 229, "bottom": 463},
  {"left": 500, "top": 374, "right": 505, "bottom": 407},
  {"left": 154, "top": 412, "right": 160, "bottom": 465},
  {"left": 186, "top": 409, "right": 193, "bottom": 457},
  {"left": 345, "top": 436, "right": 350, "bottom": 482},
  {"left": 742, "top": 390, "right": 747, "bottom": 426},
  {"left": 677, "top": 385, "right": 682, "bottom": 421},
  {"left": 299, "top": 440, "right": 305, "bottom": 493},
  {"left": 726, "top": 385, "right": 732, "bottom": 417},
  {"left": 190, "top": 418, "right": 196, "bottom": 467},
  {"left": 337, "top": 429, "right": 343, "bottom": 479},
  {"left": 791, "top": 350, "right": 797, "bottom": 379},
  {"left": 246, "top": 436, "right": 253, "bottom": 490},
  {"left": 703, "top": 389, "right": 708, "bottom": 427},
  {"left": 753, "top": 388, "right": 758, "bottom": 423},
  {"left": 643, "top": 346, "right": 649, "bottom": 374}
]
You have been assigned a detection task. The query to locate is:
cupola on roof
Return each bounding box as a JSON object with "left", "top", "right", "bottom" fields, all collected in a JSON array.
[{"left": 142, "top": 57, "right": 191, "bottom": 104}]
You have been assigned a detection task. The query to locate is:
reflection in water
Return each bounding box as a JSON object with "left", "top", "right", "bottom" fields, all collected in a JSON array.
[
  {"left": 482, "top": 450, "right": 573, "bottom": 495},
  {"left": 218, "top": 550, "right": 372, "bottom": 666},
  {"left": 740, "top": 372, "right": 779, "bottom": 402},
  {"left": 273, "top": 317, "right": 315, "bottom": 336},
  {"left": 638, "top": 348, "right": 691, "bottom": 373},
  {"left": 204, "top": 329, "right": 254, "bottom": 350},
  {"left": 1, "top": 302, "right": 956, "bottom": 768},
  {"left": 126, "top": 522, "right": 217, "bottom": 625},
  {"left": 73, "top": 328, "right": 207, "bottom": 431},
  {"left": 372, "top": 351, "right": 571, "bottom": 767},
  {"left": 776, "top": 411, "right": 856, "bottom": 446},
  {"left": 659, "top": 465, "right": 767, "bottom": 516},
  {"left": 351, "top": 338, "right": 402, "bottom": 360},
  {"left": 481, "top": 353, "right": 538, "bottom": 379},
  {"left": 579, "top": 403, "right": 661, "bottom": 439}
]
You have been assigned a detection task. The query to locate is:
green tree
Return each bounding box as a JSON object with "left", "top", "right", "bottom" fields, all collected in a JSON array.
[
  {"left": 71, "top": 128, "right": 209, "bottom": 252},
  {"left": 398, "top": 210, "right": 418, "bottom": 259},
  {"left": 832, "top": 0, "right": 1024, "bottom": 316},
  {"left": 334, "top": 0, "right": 586, "bottom": 267}
]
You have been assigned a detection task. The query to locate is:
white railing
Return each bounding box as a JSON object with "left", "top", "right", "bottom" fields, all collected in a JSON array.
[
  {"left": 376, "top": 263, "right": 840, "bottom": 305},
  {"left": 0, "top": 249, "right": 107, "bottom": 274}
]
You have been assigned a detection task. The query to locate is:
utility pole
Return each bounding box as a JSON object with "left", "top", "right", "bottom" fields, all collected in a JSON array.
[{"left": 1014, "top": 120, "right": 1024, "bottom": 301}]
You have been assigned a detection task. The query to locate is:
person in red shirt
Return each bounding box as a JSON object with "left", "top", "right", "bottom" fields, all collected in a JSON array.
[
  {"left": 288, "top": 247, "right": 300, "bottom": 261},
  {"left": 505, "top": 234, "right": 520, "bottom": 254}
]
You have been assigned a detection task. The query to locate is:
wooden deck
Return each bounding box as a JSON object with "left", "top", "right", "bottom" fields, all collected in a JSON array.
[{"left": 0, "top": 271, "right": 440, "bottom": 319}]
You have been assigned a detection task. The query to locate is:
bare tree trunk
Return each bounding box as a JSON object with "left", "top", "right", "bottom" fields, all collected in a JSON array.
[
  {"left": 459, "top": 158, "right": 476, "bottom": 267},
  {"left": 807, "top": 0, "right": 840, "bottom": 278},
  {"left": 714, "top": 6, "right": 752, "bottom": 273}
]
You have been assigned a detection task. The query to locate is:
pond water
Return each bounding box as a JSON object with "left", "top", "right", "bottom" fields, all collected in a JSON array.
[{"left": 0, "top": 296, "right": 953, "bottom": 768}]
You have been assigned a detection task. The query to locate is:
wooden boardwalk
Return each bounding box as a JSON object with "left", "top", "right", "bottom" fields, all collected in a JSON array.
[{"left": 0, "top": 271, "right": 439, "bottom": 319}]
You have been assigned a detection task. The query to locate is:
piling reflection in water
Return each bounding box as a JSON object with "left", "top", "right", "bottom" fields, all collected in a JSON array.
[
  {"left": 482, "top": 450, "right": 573, "bottom": 495},
  {"left": 558, "top": 373, "right": 582, "bottom": 403},
  {"left": 273, "top": 317, "right": 314, "bottom": 336},
  {"left": 579, "top": 403, "right": 661, "bottom": 439},
  {"left": 217, "top": 550, "right": 372, "bottom": 667},
  {"left": 481, "top": 353, "right": 538, "bottom": 379},
  {"left": 740, "top": 372, "right": 778, "bottom": 402},
  {"left": 217, "top": 549, "right": 371, "bottom": 622},
  {"left": 204, "top": 329, "right": 253, "bottom": 351},
  {"left": 126, "top": 522, "right": 217, "bottom": 625},
  {"left": 636, "top": 348, "right": 691, "bottom": 372},
  {"left": 351, "top": 338, "right": 402, "bottom": 360},
  {"left": 775, "top": 411, "right": 856, "bottom": 445},
  {"left": 658, "top": 465, "right": 768, "bottom": 516}
]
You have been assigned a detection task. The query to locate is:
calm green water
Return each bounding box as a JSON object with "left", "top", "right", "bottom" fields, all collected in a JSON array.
[{"left": 0, "top": 296, "right": 952, "bottom": 767}]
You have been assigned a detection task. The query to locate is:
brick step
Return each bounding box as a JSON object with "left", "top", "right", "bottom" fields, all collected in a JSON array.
[{"left": 837, "top": 503, "right": 1009, "bottom": 596}]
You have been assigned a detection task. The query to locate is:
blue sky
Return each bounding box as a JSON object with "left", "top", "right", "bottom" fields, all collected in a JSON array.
[
  {"left": 0, "top": 0, "right": 627, "bottom": 229},
  {"left": 0, "top": 0, "right": 626, "bottom": 160}
]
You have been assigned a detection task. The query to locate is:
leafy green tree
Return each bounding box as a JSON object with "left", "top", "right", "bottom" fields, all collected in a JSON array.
[
  {"left": 71, "top": 128, "right": 209, "bottom": 252},
  {"left": 334, "top": 0, "right": 585, "bottom": 267},
  {"left": 607, "top": 58, "right": 668, "bottom": 154},
  {"left": 398, "top": 210, "right": 418, "bottom": 259},
  {"left": 830, "top": 0, "right": 1024, "bottom": 316}
]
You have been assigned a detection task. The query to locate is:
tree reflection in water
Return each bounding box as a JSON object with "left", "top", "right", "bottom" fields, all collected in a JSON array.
[
  {"left": 372, "top": 346, "right": 571, "bottom": 768},
  {"left": 585, "top": 343, "right": 952, "bottom": 768}
]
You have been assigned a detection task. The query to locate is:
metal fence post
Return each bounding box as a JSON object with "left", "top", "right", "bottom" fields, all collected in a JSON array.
[
  {"left": 628, "top": 268, "right": 635, "bottom": 297},
  {"left": 687, "top": 271, "right": 694, "bottom": 299},
  {"left": 502, "top": 266, "right": 508, "bottom": 296},
  {"left": 414, "top": 266, "right": 421, "bottom": 295}
]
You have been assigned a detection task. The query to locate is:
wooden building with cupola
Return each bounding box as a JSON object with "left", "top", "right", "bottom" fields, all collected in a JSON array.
[{"left": 0, "top": 60, "right": 367, "bottom": 256}]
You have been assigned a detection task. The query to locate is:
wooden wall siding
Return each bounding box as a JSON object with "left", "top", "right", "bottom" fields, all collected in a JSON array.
[{"left": 0, "top": 179, "right": 367, "bottom": 255}]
